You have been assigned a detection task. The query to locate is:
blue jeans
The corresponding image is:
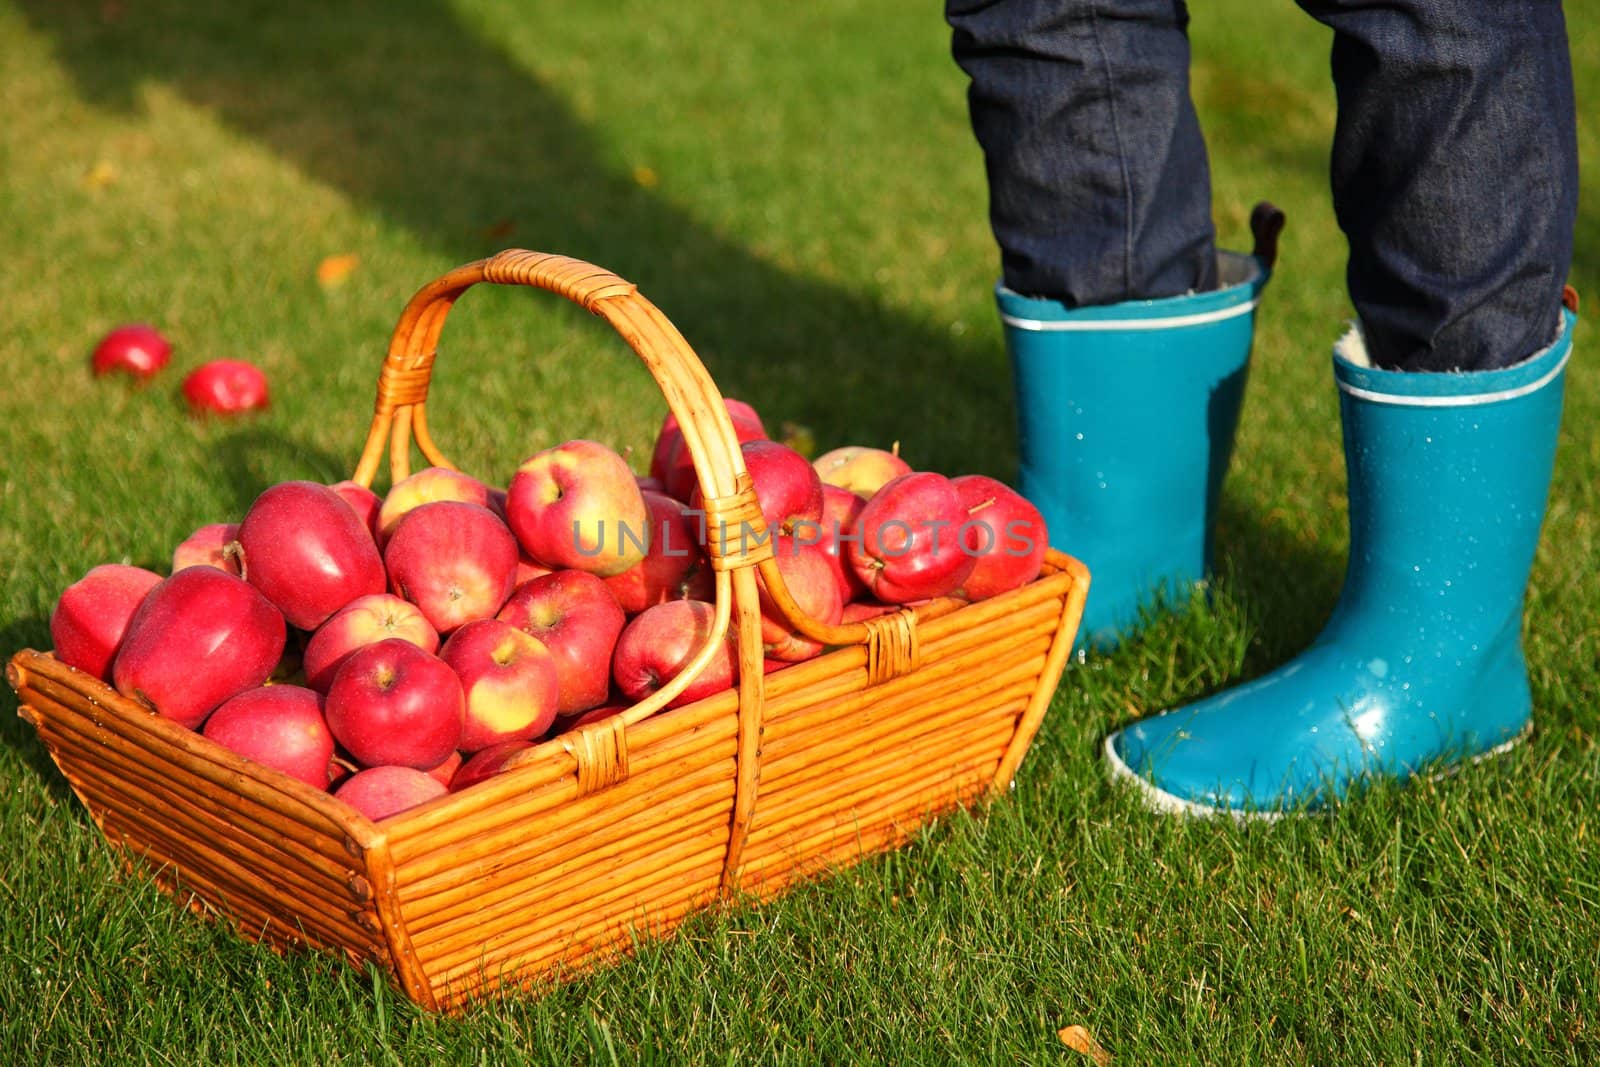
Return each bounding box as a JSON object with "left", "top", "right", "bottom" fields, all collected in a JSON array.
[{"left": 947, "top": 0, "right": 1578, "bottom": 371}]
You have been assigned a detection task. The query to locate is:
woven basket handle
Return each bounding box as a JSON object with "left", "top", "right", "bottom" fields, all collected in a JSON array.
[{"left": 350, "top": 250, "right": 910, "bottom": 726}]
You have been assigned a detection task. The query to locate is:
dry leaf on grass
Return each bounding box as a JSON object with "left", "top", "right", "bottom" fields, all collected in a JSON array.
[
  {"left": 1058, "top": 1024, "right": 1112, "bottom": 1065},
  {"left": 82, "top": 160, "right": 118, "bottom": 190},
  {"left": 316, "top": 254, "right": 360, "bottom": 289}
]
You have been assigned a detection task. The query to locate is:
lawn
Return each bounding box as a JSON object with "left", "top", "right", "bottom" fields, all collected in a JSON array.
[{"left": 2, "top": 1, "right": 1596, "bottom": 1063}]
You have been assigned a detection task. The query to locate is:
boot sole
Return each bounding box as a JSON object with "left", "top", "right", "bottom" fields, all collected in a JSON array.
[{"left": 1102, "top": 723, "right": 1532, "bottom": 822}]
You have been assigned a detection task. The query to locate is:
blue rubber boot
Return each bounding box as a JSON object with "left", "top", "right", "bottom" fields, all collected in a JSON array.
[
  {"left": 1002, "top": 208, "right": 1280, "bottom": 649},
  {"left": 1105, "top": 304, "right": 1577, "bottom": 817}
]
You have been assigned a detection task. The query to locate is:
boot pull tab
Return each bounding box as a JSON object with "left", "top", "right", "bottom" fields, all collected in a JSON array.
[
  {"left": 1562, "top": 285, "right": 1579, "bottom": 314},
  {"left": 1250, "top": 201, "right": 1286, "bottom": 271}
]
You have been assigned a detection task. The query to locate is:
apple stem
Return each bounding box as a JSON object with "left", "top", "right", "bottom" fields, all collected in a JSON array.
[
  {"left": 891, "top": 440, "right": 901, "bottom": 457},
  {"left": 967, "top": 496, "right": 997, "bottom": 515},
  {"left": 222, "top": 540, "right": 248, "bottom": 580}
]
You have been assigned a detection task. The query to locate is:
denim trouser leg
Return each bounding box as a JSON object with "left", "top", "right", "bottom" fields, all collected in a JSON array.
[
  {"left": 1299, "top": 0, "right": 1578, "bottom": 371},
  {"left": 947, "top": 0, "right": 1217, "bottom": 306}
]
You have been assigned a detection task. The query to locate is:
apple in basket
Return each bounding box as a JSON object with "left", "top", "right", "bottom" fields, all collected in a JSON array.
[
  {"left": 328, "top": 479, "right": 383, "bottom": 540},
  {"left": 612, "top": 599, "right": 738, "bottom": 708},
  {"left": 497, "top": 569, "right": 626, "bottom": 715},
  {"left": 324, "top": 638, "right": 464, "bottom": 770},
  {"left": 655, "top": 398, "right": 770, "bottom": 502},
  {"left": 758, "top": 536, "right": 844, "bottom": 662},
  {"left": 949, "top": 474, "right": 1049, "bottom": 601},
  {"left": 335, "top": 765, "right": 449, "bottom": 822},
  {"left": 812, "top": 444, "right": 912, "bottom": 500},
  {"left": 49, "top": 563, "right": 164, "bottom": 681},
  {"left": 301, "top": 593, "right": 440, "bottom": 692},
  {"left": 506, "top": 440, "right": 651, "bottom": 578},
  {"left": 450, "top": 738, "right": 536, "bottom": 792},
  {"left": 810, "top": 483, "right": 868, "bottom": 605},
  {"left": 91, "top": 323, "right": 172, "bottom": 380},
  {"left": 384, "top": 500, "right": 520, "bottom": 634},
  {"left": 202, "top": 684, "right": 336, "bottom": 790},
  {"left": 374, "top": 466, "right": 493, "bottom": 546},
  {"left": 690, "top": 439, "right": 824, "bottom": 552},
  {"left": 849, "top": 471, "right": 977, "bottom": 604},
  {"left": 235, "top": 480, "right": 387, "bottom": 631},
  {"left": 171, "top": 522, "right": 242, "bottom": 575},
  {"left": 603, "top": 491, "right": 714, "bottom": 615},
  {"left": 439, "top": 618, "right": 561, "bottom": 751},
  {"left": 111, "top": 566, "right": 287, "bottom": 730}
]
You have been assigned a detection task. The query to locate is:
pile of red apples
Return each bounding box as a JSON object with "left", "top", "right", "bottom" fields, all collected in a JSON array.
[{"left": 48, "top": 399, "right": 1048, "bottom": 822}]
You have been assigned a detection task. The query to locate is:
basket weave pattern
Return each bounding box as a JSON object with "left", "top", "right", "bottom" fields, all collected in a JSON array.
[{"left": 8, "top": 250, "right": 1088, "bottom": 1012}]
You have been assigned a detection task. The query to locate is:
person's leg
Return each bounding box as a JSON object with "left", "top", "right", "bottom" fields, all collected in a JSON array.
[
  {"left": 1106, "top": 0, "right": 1579, "bottom": 814},
  {"left": 1301, "top": 0, "right": 1577, "bottom": 371},
  {"left": 947, "top": 0, "right": 1217, "bottom": 304},
  {"left": 948, "top": 1, "right": 1276, "bottom": 648}
]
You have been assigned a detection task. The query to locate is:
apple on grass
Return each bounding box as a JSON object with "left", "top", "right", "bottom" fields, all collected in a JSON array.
[
  {"left": 235, "top": 480, "right": 387, "bottom": 631},
  {"left": 50, "top": 563, "right": 164, "bottom": 681},
  {"left": 301, "top": 593, "right": 440, "bottom": 692},
  {"left": 505, "top": 439, "right": 650, "bottom": 577},
  {"left": 439, "top": 618, "right": 561, "bottom": 751},
  {"left": 375, "top": 466, "right": 493, "bottom": 546},
  {"left": 202, "top": 685, "right": 335, "bottom": 789},
  {"left": 758, "top": 537, "right": 844, "bottom": 662},
  {"left": 497, "top": 569, "right": 626, "bottom": 715},
  {"left": 183, "top": 360, "right": 269, "bottom": 415},
  {"left": 949, "top": 474, "right": 1049, "bottom": 601},
  {"left": 604, "top": 491, "right": 713, "bottom": 615},
  {"left": 334, "top": 765, "right": 448, "bottom": 822},
  {"left": 324, "top": 638, "right": 464, "bottom": 770},
  {"left": 112, "top": 567, "right": 287, "bottom": 730},
  {"left": 384, "top": 501, "right": 520, "bottom": 634},
  {"left": 848, "top": 471, "right": 978, "bottom": 604},
  {"left": 812, "top": 444, "right": 912, "bottom": 500},
  {"left": 611, "top": 600, "right": 737, "bottom": 709},
  {"left": 91, "top": 323, "right": 172, "bottom": 380}
]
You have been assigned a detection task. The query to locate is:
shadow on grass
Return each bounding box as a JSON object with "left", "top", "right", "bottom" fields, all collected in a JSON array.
[
  {"left": 1, "top": 615, "right": 82, "bottom": 804},
  {"left": 15, "top": 0, "right": 1009, "bottom": 479}
]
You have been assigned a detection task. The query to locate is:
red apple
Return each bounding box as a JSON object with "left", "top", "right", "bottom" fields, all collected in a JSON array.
[
  {"left": 513, "top": 554, "right": 555, "bottom": 590},
  {"left": 611, "top": 600, "right": 737, "bottom": 708},
  {"left": 690, "top": 439, "right": 824, "bottom": 556},
  {"left": 302, "top": 592, "right": 440, "bottom": 692},
  {"left": 92, "top": 323, "right": 171, "bottom": 380},
  {"left": 812, "top": 444, "right": 912, "bottom": 500},
  {"left": 806, "top": 483, "right": 868, "bottom": 604},
  {"left": 657, "top": 399, "right": 769, "bottom": 502},
  {"left": 496, "top": 569, "right": 626, "bottom": 715},
  {"left": 329, "top": 480, "right": 383, "bottom": 540},
  {"left": 324, "top": 638, "right": 464, "bottom": 770},
  {"left": 334, "top": 765, "right": 448, "bottom": 821},
  {"left": 550, "top": 702, "right": 629, "bottom": 737},
  {"left": 450, "top": 739, "right": 536, "bottom": 792},
  {"left": 172, "top": 522, "right": 242, "bottom": 575},
  {"left": 841, "top": 600, "right": 898, "bottom": 624},
  {"left": 950, "top": 474, "right": 1049, "bottom": 601},
  {"left": 505, "top": 440, "right": 650, "bottom": 577},
  {"left": 603, "top": 491, "right": 713, "bottom": 615},
  {"left": 111, "top": 567, "right": 287, "bottom": 729},
  {"left": 235, "top": 480, "right": 387, "bottom": 631},
  {"left": 384, "top": 501, "right": 519, "bottom": 634},
  {"left": 375, "top": 466, "right": 492, "bottom": 546},
  {"left": 49, "top": 563, "right": 164, "bottom": 681},
  {"left": 201, "top": 685, "right": 335, "bottom": 789},
  {"left": 758, "top": 536, "right": 844, "bottom": 662},
  {"left": 182, "top": 359, "right": 269, "bottom": 415},
  {"left": 439, "top": 618, "right": 561, "bottom": 751},
  {"left": 424, "top": 750, "right": 463, "bottom": 788},
  {"left": 849, "top": 472, "right": 978, "bottom": 604}
]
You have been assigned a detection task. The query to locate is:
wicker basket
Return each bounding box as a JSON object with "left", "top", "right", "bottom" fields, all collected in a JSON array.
[{"left": 7, "top": 250, "right": 1089, "bottom": 1013}]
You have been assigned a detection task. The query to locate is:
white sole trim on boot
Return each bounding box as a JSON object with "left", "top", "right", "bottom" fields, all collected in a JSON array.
[{"left": 1103, "top": 724, "right": 1532, "bottom": 822}]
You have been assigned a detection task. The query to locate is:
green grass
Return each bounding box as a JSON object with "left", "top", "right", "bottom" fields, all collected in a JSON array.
[{"left": 2, "top": 1, "right": 1597, "bottom": 1062}]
